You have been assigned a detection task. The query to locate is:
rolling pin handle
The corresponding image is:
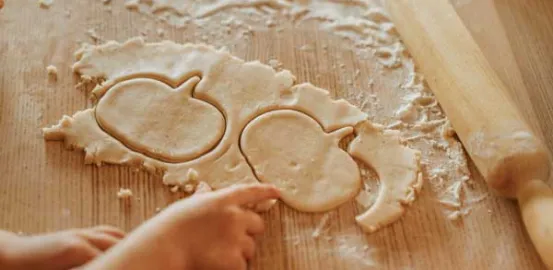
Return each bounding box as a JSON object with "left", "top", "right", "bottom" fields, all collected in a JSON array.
[{"left": 517, "top": 179, "right": 553, "bottom": 269}]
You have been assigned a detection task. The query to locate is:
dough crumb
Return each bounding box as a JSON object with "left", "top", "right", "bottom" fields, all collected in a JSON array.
[
  {"left": 46, "top": 65, "right": 58, "bottom": 80},
  {"left": 38, "top": 0, "right": 53, "bottom": 8},
  {"left": 156, "top": 28, "right": 165, "bottom": 37},
  {"left": 177, "top": 168, "right": 199, "bottom": 187},
  {"left": 268, "top": 59, "right": 282, "bottom": 70},
  {"left": 125, "top": 0, "right": 139, "bottom": 9},
  {"left": 102, "top": 0, "right": 111, "bottom": 4},
  {"left": 75, "top": 74, "right": 96, "bottom": 91},
  {"left": 170, "top": 185, "right": 179, "bottom": 193},
  {"left": 117, "top": 188, "right": 133, "bottom": 199},
  {"left": 86, "top": 28, "right": 101, "bottom": 42},
  {"left": 299, "top": 44, "right": 313, "bottom": 51},
  {"left": 155, "top": 207, "right": 162, "bottom": 212},
  {"left": 183, "top": 184, "right": 195, "bottom": 193},
  {"left": 186, "top": 168, "right": 198, "bottom": 182},
  {"left": 195, "top": 182, "right": 212, "bottom": 194}
]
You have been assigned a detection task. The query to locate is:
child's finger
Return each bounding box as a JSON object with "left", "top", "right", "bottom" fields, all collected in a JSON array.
[
  {"left": 240, "top": 235, "right": 256, "bottom": 260},
  {"left": 243, "top": 210, "right": 265, "bottom": 235},
  {"left": 56, "top": 238, "right": 102, "bottom": 269},
  {"left": 91, "top": 225, "right": 126, "bottom": 239},
  {"left": 79, "top": 231, "right": 121, "bottom": 251},
  {"left": 218, "top": 184, "right": 280, "bottom": 206},
  {"left": 66, "top": 243, "right": 102, "bottom": 268}
]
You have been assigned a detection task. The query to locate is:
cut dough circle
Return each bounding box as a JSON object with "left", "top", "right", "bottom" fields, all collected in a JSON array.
[
  {"left": 241, "top": 110, "right": 361, "bottom": 212},
  {"left": 95, "top": 76, "right": 225, "bottom": 163}
]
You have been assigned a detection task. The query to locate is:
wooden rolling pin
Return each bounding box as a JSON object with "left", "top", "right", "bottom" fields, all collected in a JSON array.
[{"left": 384, "top": 0, "right": 553, "bottom": 268}]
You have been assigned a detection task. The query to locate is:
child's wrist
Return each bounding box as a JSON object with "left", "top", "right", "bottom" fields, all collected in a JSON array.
[
  {"left": 0, "top": 245, "right": 17, "bottom": 269},
  {"left": 0, "top": 233, "right": 18, "bottom": 269}
]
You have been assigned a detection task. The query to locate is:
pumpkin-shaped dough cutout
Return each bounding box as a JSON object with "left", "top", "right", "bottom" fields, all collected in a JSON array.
[
  {"left": 241, "top": 110, "right": 361, "bottom": 212},
  {"left": 95, "top": 76, "right": 225, "bottom": 163}
]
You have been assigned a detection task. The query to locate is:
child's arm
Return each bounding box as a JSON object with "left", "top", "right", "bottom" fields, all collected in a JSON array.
[
  {"left": 0, "top": 225, "right": 124, "bottom": 270},
  {"left": 83, "top": 183, "right": 280, "bottom": 270}
]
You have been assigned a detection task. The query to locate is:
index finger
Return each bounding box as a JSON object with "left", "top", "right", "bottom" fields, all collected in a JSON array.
[{"left": 216, "top": 184, "right": 280, "bottom": 206}]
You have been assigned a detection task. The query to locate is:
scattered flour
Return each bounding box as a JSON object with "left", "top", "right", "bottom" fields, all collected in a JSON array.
[
  {"left": 299, "top": 44, "right": 313, "bottom": 51},
  {"left": 312, "top": 213, "right": 331, "bottom": 238},
  {"left": 283, "top": 214, "right": 379, "bottom": 268},
  {"left": 156, "top": 28, "right": 165, "bottom": 37}
]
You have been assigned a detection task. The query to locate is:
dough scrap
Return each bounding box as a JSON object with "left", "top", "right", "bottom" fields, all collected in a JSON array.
[
  {"left": 46, "top": 65, "right": 58, "bottom": 80},
  {"left": 241, "top": 110, "right": 360, "bottom": 212},
  {"left": 117, "top": 188, "right": 133, "bottom": 199},
  {"left": 348, "top": 121, "right": 423, "bottom": 233}
]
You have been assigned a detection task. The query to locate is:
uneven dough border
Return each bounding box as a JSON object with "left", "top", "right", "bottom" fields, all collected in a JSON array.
[{"left": 45, "top": 37, "right": 423, "bottom": 232}]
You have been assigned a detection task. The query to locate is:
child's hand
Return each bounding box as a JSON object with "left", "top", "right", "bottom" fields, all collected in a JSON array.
[
  {"left": 0, "top": 226, "right": 125, "bottom": 270},
  {"left": 84, "top": 183, "right": 280, "bottom": 270}
]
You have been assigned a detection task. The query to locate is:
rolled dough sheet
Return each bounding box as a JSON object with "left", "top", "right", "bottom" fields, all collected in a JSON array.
[{"left": 44, "top": 37, "right": 422, "bottom": 231}]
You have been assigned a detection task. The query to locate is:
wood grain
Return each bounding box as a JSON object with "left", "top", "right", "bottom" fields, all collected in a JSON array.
[{"left": 0, "top": 0, "right": 551, "bottom": 269}]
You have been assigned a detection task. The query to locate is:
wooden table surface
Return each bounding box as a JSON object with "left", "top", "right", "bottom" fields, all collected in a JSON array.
[{"left": 1, "top": 0, "right": 552, "bottom": 269}]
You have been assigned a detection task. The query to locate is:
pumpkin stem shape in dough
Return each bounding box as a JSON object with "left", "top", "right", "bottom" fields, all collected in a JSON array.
[
  {"left": 240, "top": 110, "right": 361, "bottom": 212},
  {"left": 95, "top": 76, "right": 226, "bottom": 163}
]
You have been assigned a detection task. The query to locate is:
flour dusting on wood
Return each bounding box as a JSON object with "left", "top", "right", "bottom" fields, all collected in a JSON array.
[{"left": 111, "top": 0, "right": 488, "bottom": 266}]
